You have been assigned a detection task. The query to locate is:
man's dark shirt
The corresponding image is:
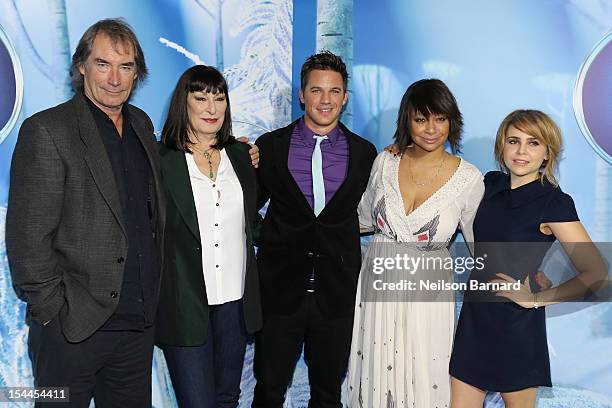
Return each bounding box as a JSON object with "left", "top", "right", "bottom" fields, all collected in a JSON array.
[{"left": 86, "top": 96, "right": 158, "bottom": 331}]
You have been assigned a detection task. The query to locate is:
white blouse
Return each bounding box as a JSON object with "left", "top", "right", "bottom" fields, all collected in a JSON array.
[{"left": 186, "top": 149, "right": 246, "bottom": 305}]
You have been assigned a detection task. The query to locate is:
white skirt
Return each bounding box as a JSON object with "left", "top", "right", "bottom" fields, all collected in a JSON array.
[{"left": 347, "top": 236, "right": 455, "bottom": 408}]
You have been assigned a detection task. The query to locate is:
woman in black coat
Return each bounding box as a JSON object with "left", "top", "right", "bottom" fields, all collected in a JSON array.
[{"left": 155, "top": 65, "right": 262, "bottom": 408}]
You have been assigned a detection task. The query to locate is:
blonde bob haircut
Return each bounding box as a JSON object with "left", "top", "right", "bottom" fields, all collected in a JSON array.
[{"left": 494, "top": 109, "right": 562, "bottom": 186}]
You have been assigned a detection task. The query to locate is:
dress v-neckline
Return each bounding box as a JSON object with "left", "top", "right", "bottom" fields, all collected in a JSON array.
[{"left": 396, "top": 157, "right": 463, "bottom": 217}]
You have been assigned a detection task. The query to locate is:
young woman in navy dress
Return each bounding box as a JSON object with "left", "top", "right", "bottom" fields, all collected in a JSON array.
[{"left": 449, "top": 110, "right": 609, "bottom": 407}]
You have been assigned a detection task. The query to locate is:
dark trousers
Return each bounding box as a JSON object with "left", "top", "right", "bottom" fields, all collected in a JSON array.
[
  {"left": 27, "top": 318, "right": 154, "bottom": 408},
  {"left": 162, "top": 299, "right": 248, "bottom": 408},
  {"left": 252, "top": 294, "right": 353, "bottom": 408}
]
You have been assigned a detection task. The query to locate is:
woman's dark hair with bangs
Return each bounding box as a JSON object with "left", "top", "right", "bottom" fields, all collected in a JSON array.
[
  {"left": 162, "top": 65, "right": 233, "bottom": 151},
  {"left": 393, "top": 79, "right": 463, "bottom": 153}
]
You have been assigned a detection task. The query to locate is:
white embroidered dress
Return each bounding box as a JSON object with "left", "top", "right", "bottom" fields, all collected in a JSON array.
[{"left": 347, "top": 152, "right": 484, "bottom": 408}]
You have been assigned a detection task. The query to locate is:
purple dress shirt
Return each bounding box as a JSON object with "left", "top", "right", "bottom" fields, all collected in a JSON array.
[{"left": 287, "top": 118, "right": 349, "bottom": 211}]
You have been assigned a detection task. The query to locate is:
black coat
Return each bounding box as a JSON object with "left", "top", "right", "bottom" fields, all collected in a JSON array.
[
  {"left": 155, "top": 139, "right": 262, "bottom": 346},
  {"left": 255, "top": 119, "right": 377, "bottom": 319}
]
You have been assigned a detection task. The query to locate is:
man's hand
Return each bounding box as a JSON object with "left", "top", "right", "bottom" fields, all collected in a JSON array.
[
  {"left": 237, "top": 136, "right": 260, "bottom": 168},
  {"left": 535, "top": 271, "right": 553, "bottom": 290},
  {"left": 384, "top": 144, "right": 401, "bottom": 156}
]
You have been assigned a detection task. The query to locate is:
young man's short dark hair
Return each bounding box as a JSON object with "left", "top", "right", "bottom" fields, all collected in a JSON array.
[{"left": 300, "top": 50, "right": 348, "bottom": 91}]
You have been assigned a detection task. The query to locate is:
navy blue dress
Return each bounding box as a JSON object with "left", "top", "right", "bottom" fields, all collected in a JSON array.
[{"left": 449, "top": 171, "right": 579, "bottom": 392}]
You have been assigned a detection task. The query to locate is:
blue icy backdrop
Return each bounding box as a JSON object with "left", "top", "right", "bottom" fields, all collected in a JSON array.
[{"left": 0, "top": 0, "right": 611, "bottom": 407}]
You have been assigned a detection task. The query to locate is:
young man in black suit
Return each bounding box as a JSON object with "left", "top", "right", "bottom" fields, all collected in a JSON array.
[{"left": 252, "top": 51, "right": 377, "bottom": 408}]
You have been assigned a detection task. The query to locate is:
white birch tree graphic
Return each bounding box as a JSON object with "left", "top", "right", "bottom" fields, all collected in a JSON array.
[
  {"left": 194, "top": 0, "right": 226, "bottom": 71},
  {"left": 316, "top": 0, "right": 353, "bottom": 128}
]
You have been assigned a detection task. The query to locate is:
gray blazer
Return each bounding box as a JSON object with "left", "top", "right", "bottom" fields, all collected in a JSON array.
[{"left": 6, "top": 92, "right": 165, "bottom": 343}]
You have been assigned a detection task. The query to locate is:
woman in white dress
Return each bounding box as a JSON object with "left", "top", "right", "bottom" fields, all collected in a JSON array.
[{"left": 347, "top": 79, "right": 484, "bottom": 407}]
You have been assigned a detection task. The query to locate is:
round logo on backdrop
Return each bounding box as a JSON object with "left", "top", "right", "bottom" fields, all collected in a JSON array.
[
  {"left": 0, "top": 24, "right": 23, "bottom": 144},
  {"left": 573, "top": 30, "right": 612, "bottom": 165}
]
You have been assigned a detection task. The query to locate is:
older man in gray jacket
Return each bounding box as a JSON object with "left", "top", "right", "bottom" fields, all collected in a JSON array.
[{"left": 6, "top": 19, "right": 164, "bottom": 407}]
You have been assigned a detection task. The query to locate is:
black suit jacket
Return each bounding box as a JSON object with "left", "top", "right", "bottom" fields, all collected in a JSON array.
[
  {"left": 155, "top": 139, "right": 262, "bottom": 346},
  {"left": 6, "top": 92, "right": 165, "bottom": 342},
  {"left": 255, "top": 119, "right": 377, "bottom": 319}
]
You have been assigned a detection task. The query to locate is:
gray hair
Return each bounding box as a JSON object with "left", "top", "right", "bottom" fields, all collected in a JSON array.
[{"left": 71, "top": 18, "right": 148, "bottom": 91}]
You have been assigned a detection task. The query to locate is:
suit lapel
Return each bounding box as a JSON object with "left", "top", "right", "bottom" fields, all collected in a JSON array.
[
  {"left": 75, "top": 93, "right": 126, "bottom": 237},
  {"left": 226, "top": 142, "right": 254, "bottom": 241},
  {"left": 130, "top": 110, "right": 158, "bottom": 174},
  {"left": 273, "top": 124, "right": 314, "bottom": 216},
  {"left": 318, "top": 124, "right": 359, "bottom": 216},
  {"left": 160, "top": 148, "right": 200, "bottom": 240},
  {"left": 129, "top": 106, "right": 164, "bottom": 226}
]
